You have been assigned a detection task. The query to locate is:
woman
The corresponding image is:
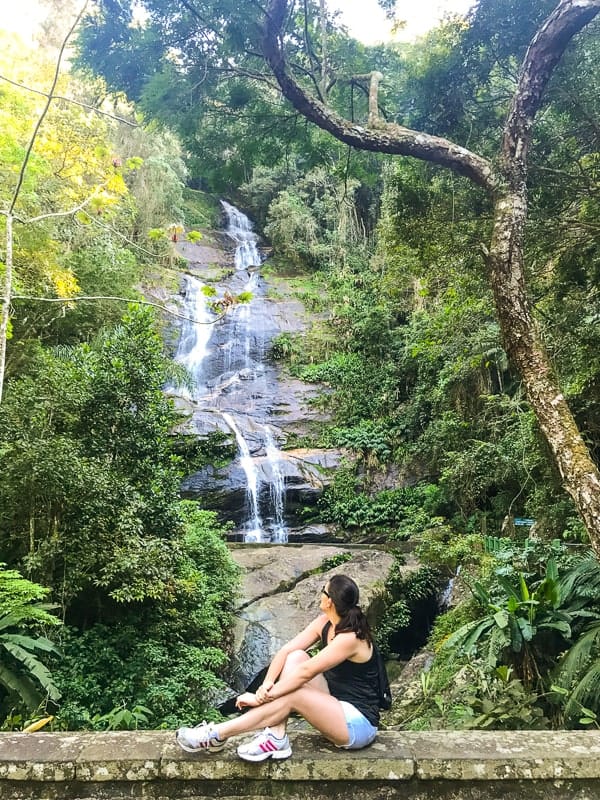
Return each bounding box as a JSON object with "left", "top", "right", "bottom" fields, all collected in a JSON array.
[{"left": 176, "top": 574, "right": 380, "bottom": 761}]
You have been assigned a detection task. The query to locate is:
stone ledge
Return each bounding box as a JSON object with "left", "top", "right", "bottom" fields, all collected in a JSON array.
[{"left": 1, "top": 730, "right": 600, "bottom": 799}]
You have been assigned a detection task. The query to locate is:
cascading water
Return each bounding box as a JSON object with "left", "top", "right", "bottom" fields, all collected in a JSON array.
[
  {"left": 170, "top": 275, "right": 214, "bottom": 400},
  {"left": 221, "top": 412, "right": 263, "bottom": 541},
  {"left": 220, "top": 200, "right": 262, "bottom": 270},
  {"left": 172, "top": 202, "right": 289, "bottom": 543},
  {"left": 264, "top": 426, "right": 286, "bottom": 540}
]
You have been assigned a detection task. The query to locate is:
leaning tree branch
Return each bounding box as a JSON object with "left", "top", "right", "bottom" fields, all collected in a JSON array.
[
  {"left": 503, "top": 0, "right": 600, "bottom": 172},
  {"left": 262, "top": 0, "right": 497, "bottom": 192}
]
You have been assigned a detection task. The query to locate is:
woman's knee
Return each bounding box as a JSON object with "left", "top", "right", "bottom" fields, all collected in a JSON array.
[{"left": 282, "top": 649, "right": 310, "bottom": 671}]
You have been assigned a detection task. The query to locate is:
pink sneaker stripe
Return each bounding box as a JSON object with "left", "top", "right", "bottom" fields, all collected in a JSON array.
[{"left": 260, "top": 739, "right": 277, "bottom": 752}]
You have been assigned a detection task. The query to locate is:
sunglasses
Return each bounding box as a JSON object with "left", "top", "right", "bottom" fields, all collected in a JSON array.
[{"left": 321, "top": 586, "right": 330, "bottom": 598}]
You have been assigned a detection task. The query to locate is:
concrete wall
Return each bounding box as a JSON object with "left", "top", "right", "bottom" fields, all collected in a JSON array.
[{"left": 2, "top": 730, "right": 600, "bottom": 799}]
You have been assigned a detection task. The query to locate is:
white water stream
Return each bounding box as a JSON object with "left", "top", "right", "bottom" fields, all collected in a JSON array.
[
  {"left": 171, "top": 202, "right": 288, "bottom": 542},
  {"left": 170, "top": 275, "right": 215, "bottom": 400}
]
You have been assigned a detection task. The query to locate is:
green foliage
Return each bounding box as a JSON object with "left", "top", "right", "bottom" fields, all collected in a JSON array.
[
  {"left": 326, "top": 420, "right": 393, "bottom": 465},
  {"left": 319, "top": 552, "right": 353, "bottom": 572},
  {"left": 378, "top": 561, "right": 446, "bottom": 657},
  {"left": 0, "top": 307, "right": 184, "bottom": 608},
  {"left": 93, "top": 704, "right": 153, "bottom": 731},
  {"left": 269, "top": 332, "right": 303, "bottom": 363},
  {"left": 446, "top": 663, "right": 549, "bottom": 730},
  {"left": 547, "top": 556, "right": 600, "bottom": 725},
  {"left": 442, "top": 557, "right": 573, "bottom": 687},
  {"left": 398, "top": 544, "right": 600, "bottom": 730},
  {"left": 52, "top": 503, "right": 239, "bottom": 729},
  {"left": 181, "top": 188, "right": 221, "bottom": 227},
  {"left": 0, "top": 566, "right": 61, "bottom": 716},
  {"left": 319, "top": 469, "right": 445, "bottom": 539},
  {"left": 415, "top": 526, "right": 485, "bottom": 575}
]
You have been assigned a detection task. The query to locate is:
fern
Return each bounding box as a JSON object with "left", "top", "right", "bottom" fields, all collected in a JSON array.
[
  {"left": 560, "top": 556, "right": 600, "bottom": 602},
  {"left": 566, "top": 662, "right": 600, "bottom": 721}
]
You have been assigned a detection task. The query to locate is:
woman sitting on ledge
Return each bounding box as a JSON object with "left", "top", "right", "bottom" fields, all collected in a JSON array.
[{"left": 176, "top": 574, "right": 380, "bottom": 762}]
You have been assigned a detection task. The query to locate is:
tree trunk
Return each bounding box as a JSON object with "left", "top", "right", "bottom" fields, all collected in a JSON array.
[
  {"left": 262, "top": 0, "right": 600, "bottom": 548},
  {"left": 488, "top": 191, "right": 600, "bottom": 555},
  {"left": 0, "top": 213, "right": 13, "bottom": 404}
]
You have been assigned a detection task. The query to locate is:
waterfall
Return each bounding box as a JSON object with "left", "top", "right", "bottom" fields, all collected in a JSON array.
[
  {"left": 438, "top": 565, "right": 461, "bottom": 610},
  {"left": 169, "top": 275, "right": 214, "bottom": 400},
  {"left": 172, "top": 202, "right": 289, "bottom": 543},
  {"left": 221, "top": 200, "right": 261, "bottom": 270},
  {"left": 223, "top": 271, "right": 260, "bottom": 374},
  {"left": 264, "top": 427, "right": 287, "bottom": 542},
  {"left": 221, "top": 412, "right": 265, "bottom": 542}
]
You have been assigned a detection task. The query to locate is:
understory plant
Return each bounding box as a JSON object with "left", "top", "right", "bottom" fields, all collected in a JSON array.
[
  {"left": 397, "top": 539, "right": 600, "bottom": 730},
  {"left": 0, "top": 566, "right": 61, "bottom": 720}
]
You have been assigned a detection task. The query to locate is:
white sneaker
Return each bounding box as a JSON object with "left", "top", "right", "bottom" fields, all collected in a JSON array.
[
  {"left": 237, "top": 727, "right": 292, "bottom": 762},
  {"left": 175, "top": 721, "right": 227, "bottom": 753}
]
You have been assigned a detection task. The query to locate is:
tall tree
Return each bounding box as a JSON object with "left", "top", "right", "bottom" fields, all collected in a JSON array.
[
  {"left": 0, "top": 7, "right": 132, "bottom": 402},
  {"left": 76, "top": 0, "right": 600, "bottom": 547},
  {"left": 259, "top": 0, "right": 600, "bottom": 549}
]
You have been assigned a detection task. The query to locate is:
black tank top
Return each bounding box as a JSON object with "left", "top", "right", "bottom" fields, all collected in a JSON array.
[{"left": 320, "top": 621, "right": 380, "bottom": 727}]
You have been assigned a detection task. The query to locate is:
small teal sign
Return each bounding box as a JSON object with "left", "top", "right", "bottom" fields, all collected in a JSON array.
[{"left": 514, "top": 518, "right": 535, "bottom": 526}]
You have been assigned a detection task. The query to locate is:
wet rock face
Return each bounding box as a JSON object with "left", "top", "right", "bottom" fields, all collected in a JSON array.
[
  {"left": 181, "top": 447, "right": 346, "bottom": 529},
  {"left": 171, "top": 207, "right": 345, "bottom": 540}
]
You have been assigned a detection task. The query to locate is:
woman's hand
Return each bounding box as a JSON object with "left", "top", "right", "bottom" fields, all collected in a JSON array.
[
  {"left": 235, "top": 692, "right": 260, "bottom": 709},
  {"left": 255, "top": 681, "right": 275, "bottom": 704}
]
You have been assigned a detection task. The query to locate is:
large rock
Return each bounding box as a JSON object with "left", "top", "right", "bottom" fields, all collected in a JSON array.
[
  {"left": 181, "top": 447, "right": 347, "bottom": 526},
  {"left": 227, "top": 545, "right": 414, "bottom": 691}
]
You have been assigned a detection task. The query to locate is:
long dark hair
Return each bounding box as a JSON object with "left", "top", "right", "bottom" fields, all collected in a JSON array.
[{"left": 328, "top": 574, "right": 372, "bottom": 643}]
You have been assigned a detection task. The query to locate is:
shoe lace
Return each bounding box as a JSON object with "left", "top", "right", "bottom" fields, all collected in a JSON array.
[{"left": 192, "top": 721, "right": 213, "bottom": 743}]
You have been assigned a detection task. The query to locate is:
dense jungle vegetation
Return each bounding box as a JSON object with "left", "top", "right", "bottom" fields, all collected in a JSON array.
[{"left": 1, "top": 0, "right": 599, "bottom": 732}]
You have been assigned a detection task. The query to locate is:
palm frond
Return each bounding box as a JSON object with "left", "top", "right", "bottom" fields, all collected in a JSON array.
[
  {"left": 0, "top": 664, "right": 43, "bottom": 710},
  {"left": 565, "top": 662, "right": 600, "bottom": 720},
  {"left": 4, "top": 634, "right": 61, "bottom": 655},
  {"left": 560, "top": 556, "right": 600, "bottom": 602},
  {"left": 556, "top": 621, "right": 600, "bottom": 689},
  {"left": 443, "top": 618, "right": 494, "bottom": 656},
  {"left": 1, "top": 641, "right": 62, "bottom": 700}
]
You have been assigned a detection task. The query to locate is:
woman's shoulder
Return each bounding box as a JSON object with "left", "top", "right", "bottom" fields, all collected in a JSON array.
[{"left": 314, "top": 613, "right": 329, "bottom": 630}]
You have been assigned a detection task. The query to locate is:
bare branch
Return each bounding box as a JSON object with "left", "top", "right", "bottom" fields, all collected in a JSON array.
[
  {"left": 19, "top": 191, "right": 105, "bottom": 224},
  {"left": 0, "top": 74, "right": 137, "bottom": 127},
  {"left": 11, "top": 295, "right": 227, "bottom": 326}
]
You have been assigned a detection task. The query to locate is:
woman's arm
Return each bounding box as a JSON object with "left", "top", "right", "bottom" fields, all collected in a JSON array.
[
  {"left": 235, "top": 615, "right": 327, "bottom": 708},
  {"left": 261, "top": 614, "right": 325, "bottom": 687},
  {"left": 265, "top": 632, "right": 360, "bottom": 700}
]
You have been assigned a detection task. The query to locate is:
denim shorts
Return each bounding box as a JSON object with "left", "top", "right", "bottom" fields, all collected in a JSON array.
[{"left": 337, "top": 701, "right": 378, "bottom": 749}]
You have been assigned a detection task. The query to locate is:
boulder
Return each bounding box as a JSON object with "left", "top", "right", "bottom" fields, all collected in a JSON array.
[
  {"left": 181, "top": 448, "right": 348, "bottom": 527},
  {"left": 227, "top": 545, "right": 398, "bottom": 690}
]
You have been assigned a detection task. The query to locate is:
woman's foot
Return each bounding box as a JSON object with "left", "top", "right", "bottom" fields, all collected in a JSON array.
[
  {"left": 236, "top": 727, "right": 292, "bottom": 762},
  {"left": 176, "top": 721, "right": 227, "bottom": 753}
]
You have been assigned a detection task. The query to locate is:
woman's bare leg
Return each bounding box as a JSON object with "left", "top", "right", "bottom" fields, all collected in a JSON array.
[
  {"left": 268, "top": 650, "right": 330, "bottom": 738},
  {"left": 215, "top": 685, "right": 350, "bottom": 746}
]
